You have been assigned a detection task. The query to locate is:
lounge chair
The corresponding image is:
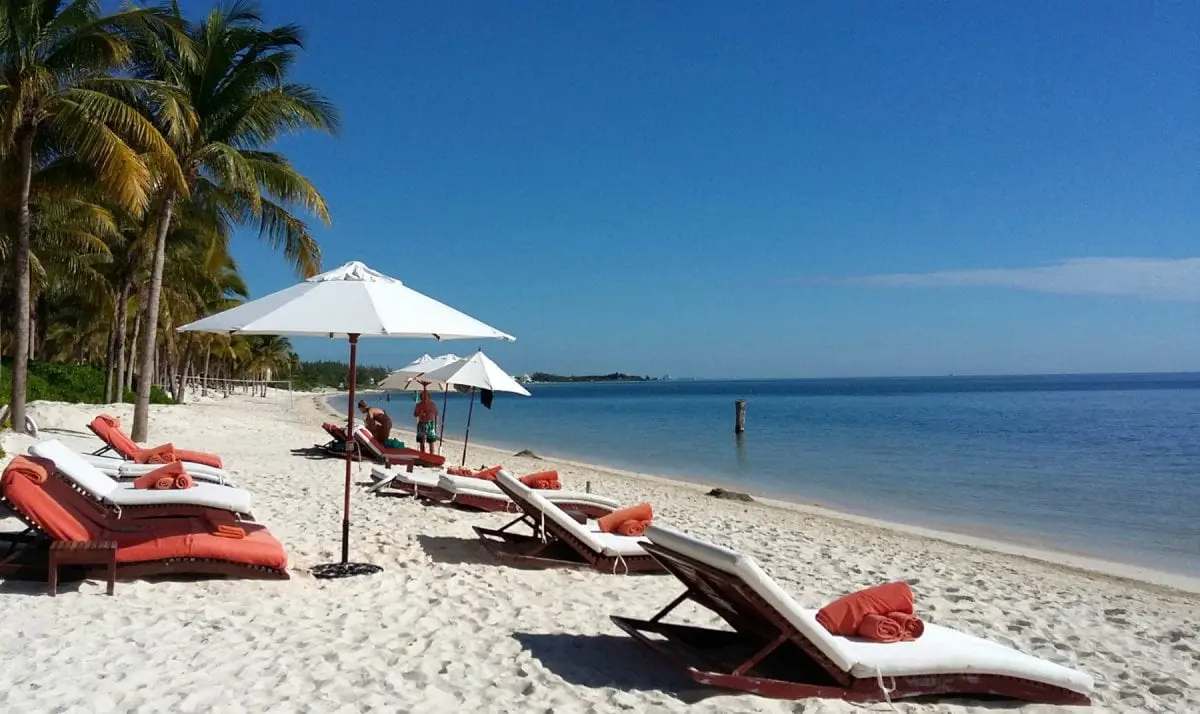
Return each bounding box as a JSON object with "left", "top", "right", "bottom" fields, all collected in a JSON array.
[
  {"left": 434, "top": 472, "right": 621, "bottom": 517},
  {"left": 75, "top": 451, "right": 233, "bottom": 485},
  {"left": 0, "top": 456, "right": 287, "bottom": 582},
  {"left": 30, "top": 439, "right": 253, "bottom": 519},
  {"left": 609, "top": 525, "right": 1093, "bottom": 705},
  {"left": 473, "top": 471, "right": 664, "bottom": 574},
  {"left": 367, "top": 467, "right": 442, "bottom": 497},
  {"left": 88, "top": 414, "right": 224, "bottom": 469},
  {"left": 353, "top": 425, "right": 445, "bottom": 469}
]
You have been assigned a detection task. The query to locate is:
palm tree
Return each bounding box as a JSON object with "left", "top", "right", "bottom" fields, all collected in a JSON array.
[
  {"left": 129, "top": 0, "right": 337, "bottom": 440},
  {"left": 0, "top": 0, "right": 186, "bottom": 431}
]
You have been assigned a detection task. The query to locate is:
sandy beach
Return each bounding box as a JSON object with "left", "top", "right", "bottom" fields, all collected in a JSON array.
[{"left": 1, "top": 391, "right": 1197, "bottom": 713}]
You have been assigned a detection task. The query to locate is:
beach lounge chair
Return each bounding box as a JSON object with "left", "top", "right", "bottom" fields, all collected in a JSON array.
[
  {"left": 367, "top": 466, "right": 442, "bottom": 497},
  {"left": 88, "top": 414, "right": 224, "bottom": 469},
  {"left": 473, "top": 471, "right": 664, "bottom": 574},
  {"left": 0, "top": 456, "right": 287, "bottom": 583},
  {"left": 353, "top": 425, "right": 445, "bottom": 469},
  {"left": 609, "top": 525, "right": 1093, "bottom": 705},
  {"left": 29, "top": 440, "right": 254, "bottom": 519},
  {"left": 74, "top": 451, "right": 233, "bottom": 485},
  {"left": 433, "top": 472, "right": 621, "bottom": 518}
]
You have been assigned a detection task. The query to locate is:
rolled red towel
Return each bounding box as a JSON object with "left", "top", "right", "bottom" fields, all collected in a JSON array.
[
  {"left": 467, "top": 466, "right": 502, "bottom": 481},
  {"left": 857, "top": 613, "right": 905, "bottom": 643},
  {"left": 137, "top": 442, "right": 177, "bottom": 465},
  {"left": 6, "top": 455, "right": 51, "bottom": 484},
  {"left": 617, "top": 520, "right": 649, "bottom": 537},
  {"left": 888, "top": 611, "right": 924, "bottom": 639},
  {"left": 173, "top": 473, "right": 193, "bottom": 489},
  {"left": 214, "top": 524, "right": 245, "bottom": 539},
  {"left": 815, "top": 581, "right": 915, "bottom": 637},
  {"left": 597, "top": 502, "right": 653, "bottom": 534},
  {"left": 519, "top": 470, "right": 558, "bottom": 488}
]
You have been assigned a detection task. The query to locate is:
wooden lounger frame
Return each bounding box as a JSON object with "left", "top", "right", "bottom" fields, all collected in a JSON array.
[
  {"left": 473, "top": 479, "right": 663, "bottom": 575},
  {"left": 354, "top": 430, "right": 441, "bottom": 469},
  {"left": 610, "top": 541, "right": 1089, "bottom": 705},
  {"left": 0, "top": 495, "right": 287, "bottom": 584},
  {"left": 440, "top": 486, "right": 616, "bottom": 519}
]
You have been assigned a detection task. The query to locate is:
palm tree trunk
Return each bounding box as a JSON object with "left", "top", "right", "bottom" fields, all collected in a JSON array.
[
  {"left": 103, "top": 317, "right": 119, "bottom": 403},
  {"left": 114, "top": 281, "right": 132, "bottom": 401},
  {"left": 201, "top": 342, "right": 211, "bottom": 396},
  {"left": 9, "top": 126, "right": 35, "bottom": 434},
  {"left": 132, "top": 194, "right": 175, "bottom": 441}
]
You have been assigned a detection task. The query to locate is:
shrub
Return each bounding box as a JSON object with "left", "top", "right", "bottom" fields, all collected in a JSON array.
[{"left": 0, "top": 361, "right": 172, "bottom": 406}]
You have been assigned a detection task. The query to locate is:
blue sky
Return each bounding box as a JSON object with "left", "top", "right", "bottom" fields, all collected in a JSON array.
[{"left": 195, "top": 2, "right": 1198, "bottom": 378}]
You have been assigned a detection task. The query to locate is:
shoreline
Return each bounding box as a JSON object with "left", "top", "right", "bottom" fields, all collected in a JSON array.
[
  {"left": 3, "top": 391, "right": 1198, "bottom": 711},
  {"left": 321, "top": 393, "right": 1200, "bottom": 595}
]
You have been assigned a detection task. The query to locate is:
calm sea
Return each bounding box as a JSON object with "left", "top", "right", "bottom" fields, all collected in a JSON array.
[{"left": 337, "top": 374, "right": 1200, "bottom": 576}]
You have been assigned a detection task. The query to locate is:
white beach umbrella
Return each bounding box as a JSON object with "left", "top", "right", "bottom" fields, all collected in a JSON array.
[
  {"left": 419, "top": 351, "right": 531, "bottom": 466},
  {"left": 378, "top": 352, "right": 461, "bottom": 390},
  {"left": 380, "top": 353, "right": 464, "bottom": 447},
  {"left": 177, "top": 260, "right": 514, "bottom": 578}
]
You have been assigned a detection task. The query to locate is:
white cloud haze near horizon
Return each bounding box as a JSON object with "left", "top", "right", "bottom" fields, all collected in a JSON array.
[{"left": 830, "top": 257, "right": 1200, "bottom": 301}]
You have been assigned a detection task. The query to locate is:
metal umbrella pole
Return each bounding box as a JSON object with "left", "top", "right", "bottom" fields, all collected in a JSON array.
[
  {"left": 460, "top": 387, "right": 477, "bottom": 467},
  {"left": 311, "top": 333, "right": 382, "bottom": 579}
]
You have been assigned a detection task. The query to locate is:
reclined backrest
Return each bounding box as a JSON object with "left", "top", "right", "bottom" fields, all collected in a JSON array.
[
  {"left": 496, "top": 470, "right": 609, "bottom": 553},
  {"left": 90, "top": 414, "right": 141, "bottom": 457},
  {"left": 1, "top": 456, "right": 104, "bottom": 542},
  {"left": 352, "top": 425, "right": 383, "bottom": 457},
  {"left": 644, "top": 523, "right": 857, "bottom": 673},
  {"left": 29, "top": 439, "right": 119, "bottom": 499}
]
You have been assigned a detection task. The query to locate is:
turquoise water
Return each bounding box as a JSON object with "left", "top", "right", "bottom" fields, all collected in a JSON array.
[{"left": 336, "top": 374, "right": 1200, "bottom": 576}]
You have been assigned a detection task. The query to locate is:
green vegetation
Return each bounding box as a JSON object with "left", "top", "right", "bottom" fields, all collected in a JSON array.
[
  {"left": 0, "top": 361, "right": 171, "bottom": 406},
  {"left": 0, "top": 2, "right": 337, "bottom": 436},
  {"left": 529, "top": 372, "right": 657, "bottom": 383},
  {"left": 292, "top": 361, "right": 390, "bottom": 391}
]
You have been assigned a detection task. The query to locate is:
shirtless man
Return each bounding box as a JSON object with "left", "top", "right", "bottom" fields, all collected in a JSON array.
[
  {"left": 357, "top": 400, "right": 393, "bottom": 445},
  {"left": 413, "top": 390, "right": 439, "bottom": 453}
]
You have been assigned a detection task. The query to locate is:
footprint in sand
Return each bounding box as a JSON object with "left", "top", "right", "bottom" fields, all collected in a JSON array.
[
  {"left": 946, "top": 594, "right": 975, "bottom": 604},
  {"left": 1149, "top": 682, "right": 1182, "bottom": 697}
]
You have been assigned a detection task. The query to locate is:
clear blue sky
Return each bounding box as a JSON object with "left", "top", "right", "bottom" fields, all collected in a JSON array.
[{"left": 197, "top": 2, "right": 1198, "bottom": 378}]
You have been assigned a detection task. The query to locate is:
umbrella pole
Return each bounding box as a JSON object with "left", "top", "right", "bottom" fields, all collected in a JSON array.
[
  {"left": 342, "top": 334, "right": 358, "bottom": 564},
  {"left": 312, "top": 333, "right": 380, "bottom": 579},
  {"left": 461, "top": 387, "right": 476, "bottom": 467},
  {"left": 439, "top": 385, "right": 449, "bottom": 455}
]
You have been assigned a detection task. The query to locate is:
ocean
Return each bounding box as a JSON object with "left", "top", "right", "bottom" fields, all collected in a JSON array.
[{"left": 336, "top": 373, "right": 1200, "bottom": 576}]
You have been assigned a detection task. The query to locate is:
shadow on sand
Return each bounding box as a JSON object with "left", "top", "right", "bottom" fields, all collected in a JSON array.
[
  {"left": 511, "top": 632, "right": 712, "bottom": 702},
  {"left": 416, "top": 535, "right": 498, "bottom": 567}
]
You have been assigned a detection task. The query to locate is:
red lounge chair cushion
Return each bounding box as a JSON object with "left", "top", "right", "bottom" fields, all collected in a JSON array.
[
  {"left": 2, "top": 460, "right": 286, "bottom": 570},
  {"left": 3, "top": 457, "right": 100, "bottom": 541},
  {"left": 90, "top": 415, "right": 224, "bottom": 468}
]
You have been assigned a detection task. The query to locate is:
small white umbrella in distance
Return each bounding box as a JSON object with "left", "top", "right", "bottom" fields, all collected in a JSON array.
[
  {"left": 178, "top": 261, "right": 514, "bottom": 578},
  {"left": 419, "top": 351, "right": 531, "bottom": 466},
  {"left": 380, "top": 352, "right": 462, "bottom": 450},
  {"left": 378, "top": 352, "right": 461, "bottom": 390}
]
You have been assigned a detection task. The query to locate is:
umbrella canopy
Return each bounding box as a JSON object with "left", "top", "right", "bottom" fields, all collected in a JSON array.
[
  {"left": 177, "top": 260, "right": 514, "bottom": 578},
  {"left": 419, "top": 352, "right": 531, "bottom": 396},
  {"left": 178, "top": 261, "right": 514, "bottom": 340},
  {"left": 379, "top": 352, "right": 461, "bottom": 390},
  {"left": 419, "top": 352, "right": 530, "bottom": 465}
]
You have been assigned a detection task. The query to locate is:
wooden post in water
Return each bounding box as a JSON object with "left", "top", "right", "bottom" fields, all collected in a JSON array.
[{"left": 734, "top": 399, "right": 746, "bottom": 434}]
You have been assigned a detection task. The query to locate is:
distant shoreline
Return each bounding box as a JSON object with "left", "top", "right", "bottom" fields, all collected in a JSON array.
[{"left": 323, "top": 391, "right": 1199, "bottom": 592}]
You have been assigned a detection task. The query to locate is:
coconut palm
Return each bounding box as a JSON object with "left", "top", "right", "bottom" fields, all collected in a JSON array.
[
  {"left": 0, "top": 0, "right": 187, "bottom": 431},
  {"left": 128, "top": 0, "right": 337, "bottom": 440}
]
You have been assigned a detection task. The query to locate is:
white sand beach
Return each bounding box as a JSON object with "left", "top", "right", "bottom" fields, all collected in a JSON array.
[{"left": 1, "top": 391, "right": 1197, "bottom": 713}]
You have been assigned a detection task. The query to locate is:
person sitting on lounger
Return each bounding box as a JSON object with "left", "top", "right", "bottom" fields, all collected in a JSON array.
[
  {"left": 357, "top": 400, "right": 393, "bottom": 445},
  {"left": 413, "top": 390, "right": 439, "bottom": 453}
]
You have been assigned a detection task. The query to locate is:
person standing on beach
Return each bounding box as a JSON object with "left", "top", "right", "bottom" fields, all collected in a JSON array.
[
  {"left": 413, "top": 390, "right": 439, "bottom": 453},
  {"left": 358, "top": 400, "right": 393, "bottom": 445}
]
